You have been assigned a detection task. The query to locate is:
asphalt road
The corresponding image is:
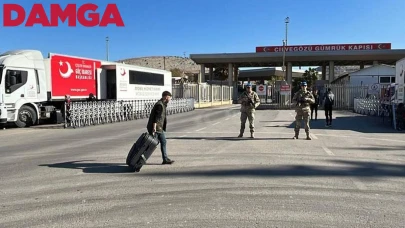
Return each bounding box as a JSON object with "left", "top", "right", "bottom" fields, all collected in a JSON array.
[{"left": 1, "top": 105, "right": 404, "bottom": 227}]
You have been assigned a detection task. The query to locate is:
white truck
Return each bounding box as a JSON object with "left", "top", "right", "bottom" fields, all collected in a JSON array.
[{"left": 0, "top": 50, "right": 172, "bottom": 128}]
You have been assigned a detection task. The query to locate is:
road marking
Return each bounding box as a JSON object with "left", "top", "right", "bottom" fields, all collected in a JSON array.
[
  {"left": 212, "top": 122, "right": 220, "bottom": 126},
  {"left": 225, "top": 118, "right": 230, "bottom": 120},
  {"left": 195, "top": 127, "right": 206, "bottom": 132},
  {"left": 313, "top": 133, "right": 405, "bottom": 143},
  {"left": 350, "top": 178, "right": 367, "bottom": 191},
  {"left": 168, "top": 131, "right": 404, "bottom": 143},
  {"left": 170, "top": 131, "right": 293, "bottom": 135},
  {"left": 0, "top": 130, "right": 37, "bottom": 136},
  {"left": 310, "top": 134, "right": 318, "bottom": 139},
  {"left": 322, "top": 146, "right": 334, "bottom": 156},
  {"left": 168, "top": 135, "right": 186, "bottom": 142},
  {"left": 232, "top": 114, "right": 238, "bottom": 117}
]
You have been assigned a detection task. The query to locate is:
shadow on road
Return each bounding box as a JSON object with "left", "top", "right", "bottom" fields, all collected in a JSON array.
[
  {"left": 166, "top": 136, "right": 291, "bottom": 141},
  {"left": 285, "top": 114, "right": 400, "bottom": 134},
  {"left": 39, "top": 160, "right": 134, "bottom": 173},
  {"left": 138, "top": 160, "right": 405, "bottom": 179}
]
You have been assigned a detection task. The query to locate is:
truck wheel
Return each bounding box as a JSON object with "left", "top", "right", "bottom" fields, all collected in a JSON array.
[{"left": 15, "top": 106, "right": 37, "bottom": 128}]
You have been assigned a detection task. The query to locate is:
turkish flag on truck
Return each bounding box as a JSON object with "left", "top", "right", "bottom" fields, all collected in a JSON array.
[{"left": 50, "top": 54, "right": 102, "bottom": 98}]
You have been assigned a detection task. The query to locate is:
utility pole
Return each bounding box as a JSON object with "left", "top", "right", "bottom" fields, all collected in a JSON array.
[{"left": 106, "top": 36, "right": 109, "bottom": 61}]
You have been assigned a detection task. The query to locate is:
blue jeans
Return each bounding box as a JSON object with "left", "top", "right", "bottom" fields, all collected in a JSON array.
[{"left": 156, "top": 131, "right": 168, "bottom": 161}]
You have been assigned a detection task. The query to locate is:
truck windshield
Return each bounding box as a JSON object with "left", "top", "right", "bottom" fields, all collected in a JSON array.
[{"left": 0, "top": 67, "right": 3, "bottom": 85}]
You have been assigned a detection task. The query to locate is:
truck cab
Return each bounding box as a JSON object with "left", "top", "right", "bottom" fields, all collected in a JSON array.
[{"left": 0, "top": 50, "right": 49, "bottom": 127}]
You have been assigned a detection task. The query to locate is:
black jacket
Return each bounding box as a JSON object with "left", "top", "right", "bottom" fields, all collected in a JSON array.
[{"left": 147, "top": 100, "right": 167, "bottom": 134}]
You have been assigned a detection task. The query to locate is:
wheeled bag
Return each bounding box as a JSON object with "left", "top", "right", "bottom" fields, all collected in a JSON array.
[{"left": 126, "top": 132, "right": 159, "bottom": 172}]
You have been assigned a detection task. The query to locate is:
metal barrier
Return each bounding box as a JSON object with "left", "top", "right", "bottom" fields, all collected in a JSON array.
[
  {"left": 257, "top": 83, "right": 293, "bottom": 109},
  {"left": 353, "top": 98, "right": 380, "bottom": 116},
  {"left": 353, "top": 98, "right": 398, "bottom": 129},
  {"left": 64, "top": 98, "right": 195, "bottom": 129}
]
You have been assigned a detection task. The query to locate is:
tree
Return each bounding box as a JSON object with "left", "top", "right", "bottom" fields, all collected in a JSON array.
[
  {"left": 292, "top": 67, "right": 319, "bottom": 94},
  {"left": 293, "top": 68, "right": 318, "bottom": 88},
  {"left": 170, "top": 68, "right": 183, "bottom": 77},
  {"left": 213, "top": 67, "right": 229, "bottom": 81}
]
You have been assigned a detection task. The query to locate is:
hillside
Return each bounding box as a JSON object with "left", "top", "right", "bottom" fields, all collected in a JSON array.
[
  {"left": 116, "top": 56, "right": 203, "bottom": 74},
  {"left": 116, "top": 55, "right": 364, "bottom": 79}
]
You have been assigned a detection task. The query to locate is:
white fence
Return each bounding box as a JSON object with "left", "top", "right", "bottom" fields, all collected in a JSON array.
[
  {"left": 172, "top": 83, "right": 234, "bottom": 103},
  {"left": 256, "top": 83, "right": 399, "bottom": 110}
]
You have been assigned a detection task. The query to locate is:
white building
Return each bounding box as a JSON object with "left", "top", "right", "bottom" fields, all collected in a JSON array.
[{"left": 332, "top": 64, "right": 395, "bottom": 86}]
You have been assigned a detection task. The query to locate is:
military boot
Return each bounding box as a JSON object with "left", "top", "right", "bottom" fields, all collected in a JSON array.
[
  {"left": 293, "top": 131, "right": 299, "bottom": 139},
  {"left": 306, "top": 132, "right": 312, "bottom": 140},
  {"left": 250, "top": 131, "right": 254, "bottom": 138},
  {"left": 238, "top": 129, "right": 244, "bottom": 138}
]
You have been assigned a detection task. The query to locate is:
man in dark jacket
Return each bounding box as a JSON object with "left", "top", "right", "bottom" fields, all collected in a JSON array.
[
  {"left": 147, "top": 91, "right": 174, "bottom": 164},
  {"left": 323, "top": 88, "right": 335, "bottom": 127},
  {"left": 310, "top": 89, "right": 320, "bottom": 120}
]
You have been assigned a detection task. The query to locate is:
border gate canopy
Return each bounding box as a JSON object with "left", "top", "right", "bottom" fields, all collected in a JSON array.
[{"left": 190, "top": 43, "right": 405, "bottom": 68}]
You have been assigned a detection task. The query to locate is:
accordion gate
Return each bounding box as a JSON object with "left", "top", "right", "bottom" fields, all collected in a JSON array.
[{"left": 64, "top": 98, "right": 195, "bottom": 129}]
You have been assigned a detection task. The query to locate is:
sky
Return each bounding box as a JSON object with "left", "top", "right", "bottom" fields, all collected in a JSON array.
[{"left": 0, "top": 0, "right": 404, "bottom": 65}]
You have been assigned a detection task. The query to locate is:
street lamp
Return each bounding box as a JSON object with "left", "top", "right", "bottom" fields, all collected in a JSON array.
[
  {"left": 284, "top": 17, "right": 289, "bottom": 46},
  {"left": 282, "top": 39, "right": 286, "bottom": 80},
  {"left": 183, "top": 51, "right": 186, "bottom": 76},
  {"left": 106, "top": 36, "right": 109, "bottom": 61},
  {"left": 284, "top": 17, "right": 289, "bottom": 83}
]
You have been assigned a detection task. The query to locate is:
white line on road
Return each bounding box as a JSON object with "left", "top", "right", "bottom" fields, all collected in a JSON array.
[
  {"left": 322, "top": 146, "right": 335, "bottom": 156},
  {"left": 167, "top": 131, "right": 404, "bottom": 143},
  {"left": 169, "top": 135, "right": 187, "bottom": 142},
  {"left": 170, "top": 131, "right": 293, "bottom": 135},
  {"left": 212, "top": 122, "right": 220, "bottom": 126},
  {"left": 225, "top": 118, "right": 230, "bottom": 120},
  {"left": 310, "top": 134, "right": 318, "bottom": 139},
  {"left": 313, "top": 133, "right": 405, "bottom": 143},
  {"left": 195, "top": 127, "right": 206, "bottom": 132},
  {"left": 351, "top": 178, "right": 367, "bottom": 191},
  {"left": 0, "top": 130, "right": 37, "bottom": 136}
]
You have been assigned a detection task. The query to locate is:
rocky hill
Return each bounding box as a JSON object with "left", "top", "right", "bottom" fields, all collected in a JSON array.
[{"left": 116, "top": 56, "right": 202, "bottom": 74}]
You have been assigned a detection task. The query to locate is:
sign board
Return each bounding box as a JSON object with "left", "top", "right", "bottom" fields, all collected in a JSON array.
[
  {"left": 368, "top": 83, "right": 380, "bottom": 95},
  {"left": 256, "top": 84, "right": 266, "bottom": 96},
  {"left": 50, "top": 53, "right": 102, "bottom": 98},
  {"left": 280, "top": 85, "right": 291, "bottom": 95},
  {"left": 256, "top": 43, "right": 391, "bottom": 53}
]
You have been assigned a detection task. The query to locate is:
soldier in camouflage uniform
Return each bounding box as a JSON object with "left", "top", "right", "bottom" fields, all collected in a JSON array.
[
  {"left": 292, "top": 81, "right": 315, "bottom": 140},
  {"left": 237, "top": 83, "right": 260, "bottom": 138}
]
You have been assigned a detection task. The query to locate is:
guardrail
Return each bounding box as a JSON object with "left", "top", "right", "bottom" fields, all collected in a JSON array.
[{"left": 64, "top": 98, "right": 195, "bottom": 129}]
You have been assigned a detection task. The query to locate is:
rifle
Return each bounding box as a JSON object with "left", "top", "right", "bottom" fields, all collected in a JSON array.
[
  {"left": 247, "top": 97, "right": 254, "bottom": 106},
  {"left": 296, "top": 94, "right": 306, "bottom": 106}
]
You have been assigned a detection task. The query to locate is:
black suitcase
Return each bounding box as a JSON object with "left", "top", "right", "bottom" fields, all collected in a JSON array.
[{"left": 126, "top": 132, "right": 159, "bottom": 172}]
